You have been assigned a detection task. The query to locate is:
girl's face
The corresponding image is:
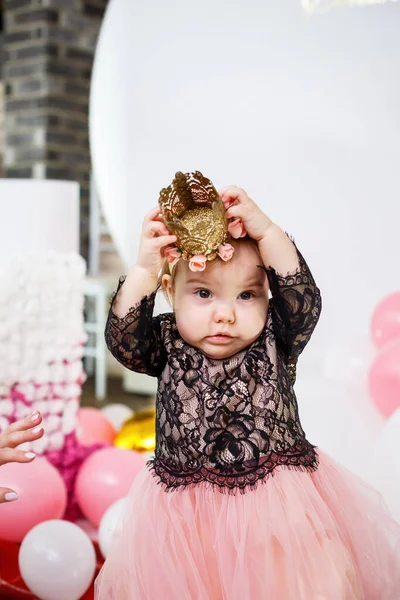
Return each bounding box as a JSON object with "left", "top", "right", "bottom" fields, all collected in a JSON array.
[{"left": 162, "top": 241, "right": 269, "bottom": 359}]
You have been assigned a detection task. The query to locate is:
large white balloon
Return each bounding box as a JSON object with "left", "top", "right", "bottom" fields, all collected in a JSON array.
[
  {"left": 19, "top": 520, "right": 96, "bottom": 600},
  {"left": 90, "top": 0, "right": 400, "bottom": 350},
  {"left": 98, "top": 497, "right": 128, "bottom": 559},
  {"left": 303, "top": 0, "right": 400, "bottom": 12}
]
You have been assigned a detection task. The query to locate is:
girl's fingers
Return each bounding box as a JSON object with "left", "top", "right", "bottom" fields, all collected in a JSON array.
[
  {"left": 218, "top": 185, "right": 236, "bottom": 195},
  {"left": 222, "top": 197, "right": 234, "bottom": 209},
  {"left": 146, "top": 207, "right": 167, "bottom": 227},
  {"left": 147, "top": 221, "right": 172, "bottom": 238},
  {"left": 0, "top": 447, "right": 36, "bottom": 467},
  {"left": 219, "top": 186, "right": 249, "bottom": 205},
  {"left": 0, "top": 487, "right": 19, "bottom": 504},
  {"left": 225, "top": 205, "right": 244, "bottom": 220},
  {"left": 219, "top": 185, "right": 240, "bottom": 198},
  {"left": 143, "top": 207, "right": 170, "bottom": 237},
  {"left": 144, "top": 206, "right": 162, "bottom": 222},
  {"left": 0, "top": 423, "right": 44, "bottom": 450},
  {"left": 151, "top": 234, "right": 177, "bottom": 250},
  {"left": 143, "top": 219, "right": 170, "bottom": 237}
]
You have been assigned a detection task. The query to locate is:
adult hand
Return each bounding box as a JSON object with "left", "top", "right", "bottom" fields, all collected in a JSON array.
[{"left": 0, "top": 411, "right": 44, "bottom": 503}]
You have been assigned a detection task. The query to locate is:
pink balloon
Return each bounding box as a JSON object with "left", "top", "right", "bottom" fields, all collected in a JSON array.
[
  {"left": 368, "top": 339, "right": 400, "bottom": 418},
  {"left": 371, "top": 291, "right": 400, "bottom": 349},
  {"left": 0, "top": 458, "right": 67, "bottom": 542},
  {"left": 75, "top": 447, "right": 145, "bottom": 526},
  {"left": 77, "top": 407, "right": 116, "bottom": 445}
]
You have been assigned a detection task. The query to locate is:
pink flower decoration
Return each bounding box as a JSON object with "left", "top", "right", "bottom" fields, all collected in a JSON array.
[
  {"left": 228, "top": 218, "right": 247, "bottom": 239},
  {"left": 164, "top": 246, "right": 181, "bottom": 266},
  {"left": 189, "top": 254, "right": 207, "bottom": 272},
  {"left": 217, "top": 243, "right": 235, "bottom": 262}
]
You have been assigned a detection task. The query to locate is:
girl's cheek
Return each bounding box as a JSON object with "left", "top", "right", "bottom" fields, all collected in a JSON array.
[
  {"left": 238, "top": 302, "right": 267, "bottom": 323},
  {"left": 189, "top": 295, "right": 213, "bottom": 308}
]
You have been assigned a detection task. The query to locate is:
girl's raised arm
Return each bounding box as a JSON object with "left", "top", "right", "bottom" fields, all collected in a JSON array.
[
  {"left": 104, "top": 208, "right": 176, "bottom": 377},
  {"left": 111, "top": 207, "right": 176, "bottom": 317},
  {"left": 219, "top": 186, "right": 321, "bottom": 362}
]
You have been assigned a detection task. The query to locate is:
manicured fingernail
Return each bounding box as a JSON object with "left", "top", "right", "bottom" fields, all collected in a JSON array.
[
  {"left": 31, "top": 426, "right": 42, "bottom": 434},
  {"left": 25, "top": 452, "right": 36, "bottom": 459},
  {"left": 5, "top": 492, "right": 18, "bottom": 502},
  {"left": 31, "top": 411, "right": 39, "bottom": 420}
]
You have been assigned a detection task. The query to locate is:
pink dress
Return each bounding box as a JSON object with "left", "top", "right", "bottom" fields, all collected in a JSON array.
[{"left": 95, "top": 250, "right": 400, "bottom": 599}]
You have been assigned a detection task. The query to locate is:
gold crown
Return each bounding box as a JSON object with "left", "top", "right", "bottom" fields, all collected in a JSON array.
[{"left": 159, "top": 171, "right": 228, "bottom": 261}]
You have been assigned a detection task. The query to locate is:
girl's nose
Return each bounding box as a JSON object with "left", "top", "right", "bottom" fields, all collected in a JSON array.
[{"left": 213, "top": 303, "right": 235, "bottom": 324}]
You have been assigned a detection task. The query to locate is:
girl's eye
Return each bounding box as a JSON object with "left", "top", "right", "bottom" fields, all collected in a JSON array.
[
  {"left": 239, "top": 291, "right": 254, "bottom": 300},
  {"left": 196, "top": 289, "right": 212, "bottom": 299}
]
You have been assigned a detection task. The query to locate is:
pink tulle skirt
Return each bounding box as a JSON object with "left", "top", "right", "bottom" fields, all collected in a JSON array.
[{"left": 95, "top": 451, "right": 400, "bottom": 599}]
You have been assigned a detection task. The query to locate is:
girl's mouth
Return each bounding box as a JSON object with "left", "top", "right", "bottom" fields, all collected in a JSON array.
[{"left": 207, "top": 334, "right": 233, "bottom": 343}]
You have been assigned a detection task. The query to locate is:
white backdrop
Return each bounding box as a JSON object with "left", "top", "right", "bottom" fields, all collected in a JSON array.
[{"left": 89, "top": 0, "right": 400, "bottom": 508}]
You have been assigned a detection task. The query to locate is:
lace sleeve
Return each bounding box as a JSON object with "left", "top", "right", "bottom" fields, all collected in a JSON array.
[
  {"left": 104, "top": 277, "right": 166, "bottom": 377},
  {"left": 266, "top": 245, "right": 322, "bottom": 363}
]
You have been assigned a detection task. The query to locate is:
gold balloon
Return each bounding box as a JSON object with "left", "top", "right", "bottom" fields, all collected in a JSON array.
[{"left": 114, "top": 408, "right": 156, "bottom": 453}]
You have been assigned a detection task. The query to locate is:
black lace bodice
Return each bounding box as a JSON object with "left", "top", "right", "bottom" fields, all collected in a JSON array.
[{"left": 105, "top": 247, "right": 322, "bottom": 493}]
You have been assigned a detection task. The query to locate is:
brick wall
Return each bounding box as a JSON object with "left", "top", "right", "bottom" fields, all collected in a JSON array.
[
  {"left": 2, "top": 0, "right": 108, "bottom": 260},
  {"left": 0, "top": 82, "right": 4, "bottom": 176},
  {"left": 0, "top": 24, "right": 4, "bottom": 175}
]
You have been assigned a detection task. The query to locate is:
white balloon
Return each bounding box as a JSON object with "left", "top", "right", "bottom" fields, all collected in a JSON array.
[
  {"left": 369, "top": 409, "right": 400, "bottom": 523},
  {"left": 19, "top": 520, "right": 96, "bottom": 600},
  {"left": 100, "top": 403, "right": 134, "bottom": 430},
  {"left": 98, "top": 497, "right": 128, "bottom": 559}
]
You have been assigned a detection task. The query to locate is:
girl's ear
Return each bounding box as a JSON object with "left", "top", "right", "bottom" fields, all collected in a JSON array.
[{"left": 162, "top": 273, "right": 174, "bottom": 306}]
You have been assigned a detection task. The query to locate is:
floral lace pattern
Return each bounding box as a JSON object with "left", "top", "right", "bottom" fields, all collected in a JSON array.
[{"left": 105, "top": 247, "right": 322, "bottom": 493}]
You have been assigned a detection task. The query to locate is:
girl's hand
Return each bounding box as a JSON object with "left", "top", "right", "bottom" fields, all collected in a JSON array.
[
  {"left": 219, "top": 186, "right": 273, "bottom": 242},
  {"left": 0, "top": 411, "right": 44, "bottom": 503},
  {"left": 137, "top": 207, "right": 177, "bottom": 277}
]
